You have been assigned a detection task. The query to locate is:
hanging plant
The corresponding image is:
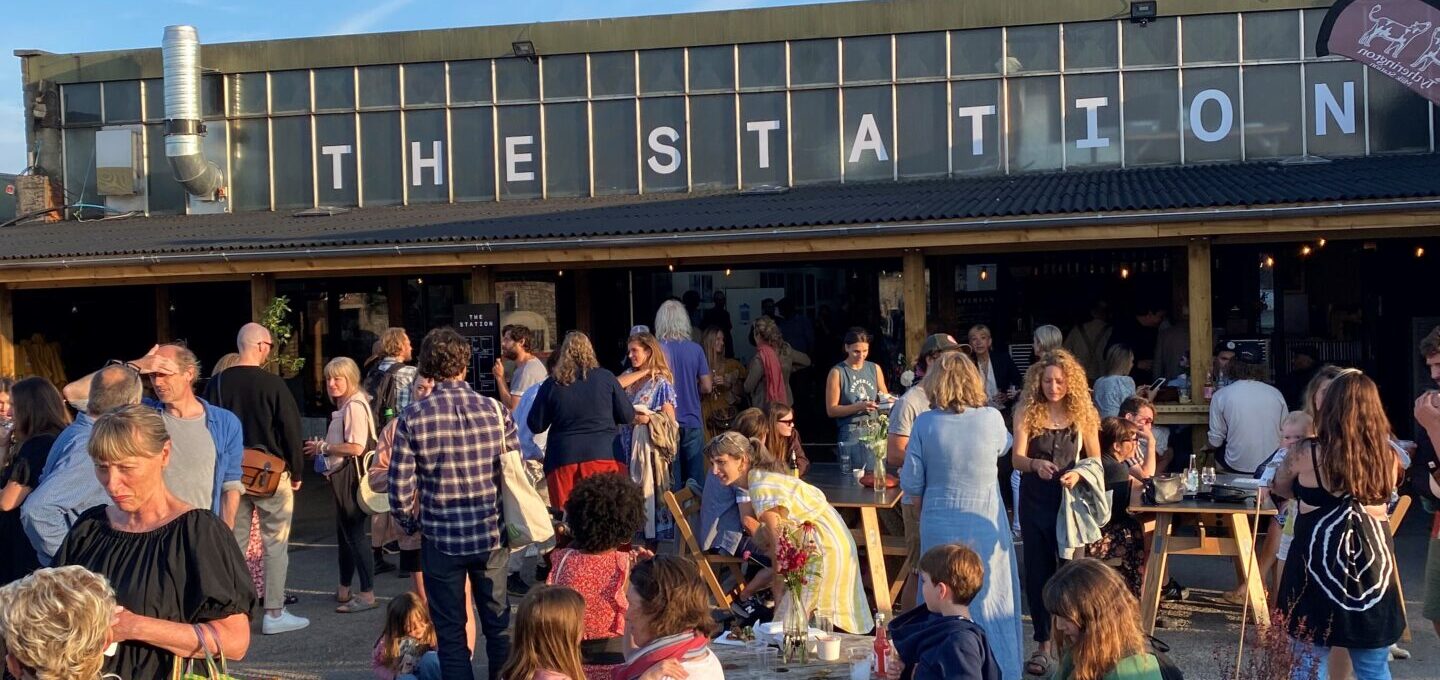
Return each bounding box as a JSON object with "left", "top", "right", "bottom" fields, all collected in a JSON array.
[{"left": 261, "top": 296, "right": 305, "bottom": 378}]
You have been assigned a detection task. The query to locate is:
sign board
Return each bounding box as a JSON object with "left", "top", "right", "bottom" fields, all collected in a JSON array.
[
  {"left": 454, "top": 303, "right": 501, "bottom": 397},
  {"left": 1318, "top": 0, "right": 1440, "bottom": 104}
]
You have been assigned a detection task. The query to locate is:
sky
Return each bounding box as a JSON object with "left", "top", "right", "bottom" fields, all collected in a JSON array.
[{"left": 0, "top": 0, "right": 848, "bottom": 174}]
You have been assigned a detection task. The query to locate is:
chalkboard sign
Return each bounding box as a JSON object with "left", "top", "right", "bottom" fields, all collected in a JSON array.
[{"left": 455, "top": 303, "right": 501, "bottom": 397}]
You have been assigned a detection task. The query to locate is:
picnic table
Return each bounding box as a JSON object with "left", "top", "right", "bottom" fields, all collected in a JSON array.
[{"left": 804, "top": 463, "right": 912, "bottom": 616}]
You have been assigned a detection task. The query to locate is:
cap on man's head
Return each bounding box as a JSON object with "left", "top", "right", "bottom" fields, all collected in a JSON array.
[
  {"left": 629, "top": 324, "right": 651, "bottom": 336},
  {"left": 921, "top": 333, "right": 961, "bottom": 356}
]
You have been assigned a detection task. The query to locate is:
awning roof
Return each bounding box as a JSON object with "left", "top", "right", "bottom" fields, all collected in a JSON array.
[{"left": 2, "top": 153, "right": 1439, "bottom": 265}]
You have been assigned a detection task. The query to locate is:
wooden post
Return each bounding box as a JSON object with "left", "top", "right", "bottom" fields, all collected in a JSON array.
[
  {"left": 902, "top": 250, "right": 927, "bottom": 367},
  {"left": 0, "top": 285, "right": 14, "bottom": 378},
  {"left": 155, "top": 285, "right": 171, "bottom": 343},
  {"left": 573, "top": 270, "right": 592, "bottom": 334},
  {"left": 1188, "top": 239, "right": 1213, "bottom": 404},
  {"left": 387, "top": 276, "right": 405, "bottom": 327},
  {"left": 250, "top": 274, "right": 275, "bottom": 323},
  {"left": 468, "top": 267, "right": 495, "bottom": 304}
]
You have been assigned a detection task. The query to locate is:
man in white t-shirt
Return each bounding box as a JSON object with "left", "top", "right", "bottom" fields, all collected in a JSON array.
[
  {"left": 493, "top": 324, "right": 548, "bottom": 411},
  {"left": 1206, "top": 352, "right": 1287, "bottom": 474}
]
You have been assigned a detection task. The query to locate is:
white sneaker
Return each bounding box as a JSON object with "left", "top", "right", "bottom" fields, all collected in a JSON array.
[{"left": 262, "top": 609, "right": 310, "bottom": 635}]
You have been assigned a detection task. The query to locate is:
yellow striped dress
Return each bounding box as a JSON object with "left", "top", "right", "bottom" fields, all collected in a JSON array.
[{"left": 747, "top": 469, "right": 875, "bottom": 634}]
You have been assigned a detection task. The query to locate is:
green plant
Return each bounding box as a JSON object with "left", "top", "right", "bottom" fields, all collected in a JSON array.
[{"left": 261, "top": 296, "right": 305, "bottom": 377}]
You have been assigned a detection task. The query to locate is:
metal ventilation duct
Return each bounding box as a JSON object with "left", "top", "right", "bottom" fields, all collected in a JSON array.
[{"left": 161, "top": 25, "right": 223, "bottom": 198}]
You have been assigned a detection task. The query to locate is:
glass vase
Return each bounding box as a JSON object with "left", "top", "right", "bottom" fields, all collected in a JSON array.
[
  {"left": 780, "top": 583, "right": 812, "bottom": 665},
  {"left": 870, "top": 441, "right": 887, "bottom": 488}
]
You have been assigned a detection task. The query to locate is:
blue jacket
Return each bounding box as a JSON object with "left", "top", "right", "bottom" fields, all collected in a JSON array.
[
  {"left": 143, "top": 397, "right": 245, "bottom": 514},
  {"left": 21, "top": 414, "right": 106, "bottom": 566},
  {"left": 889, "top": 606, "right": 1002, "bottom": 680}
]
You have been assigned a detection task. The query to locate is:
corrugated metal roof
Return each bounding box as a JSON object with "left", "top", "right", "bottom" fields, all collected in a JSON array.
[{"left": 1, "top": 154, "right": 1438, "bottom": 263}]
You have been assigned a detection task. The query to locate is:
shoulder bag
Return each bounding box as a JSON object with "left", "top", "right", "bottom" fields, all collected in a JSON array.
[
  {"left": 350, "top": 401, "right": 389, "bottom": 515},
  {"left": 213, "top": 375, "right": 287, "bottom": 498},
  {"left": 1143, "top": 474, "right": 1185, "bottom": 505},
  {"left": 500, "top": 447, "right": 555, "bottom": 547}
]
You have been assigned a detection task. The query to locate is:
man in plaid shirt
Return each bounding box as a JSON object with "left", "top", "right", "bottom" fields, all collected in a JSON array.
[{"left": 390, "top": 327, "right": 516, "bottom": 680}]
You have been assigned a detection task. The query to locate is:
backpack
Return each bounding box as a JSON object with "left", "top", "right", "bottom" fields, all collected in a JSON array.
[{"left": 363, "top": 362, "right": 406, "bottom": 430}]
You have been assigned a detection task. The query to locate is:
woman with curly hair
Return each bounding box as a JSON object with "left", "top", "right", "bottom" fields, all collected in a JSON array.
[
  {"left": 1011, "top": 349, "right": 1101, "bottom": 677},
  {"left": 744, "top": 317, "right": 810, "bottom": 410},
  {"left": 0, "top": 566, "right": 116, "bottom": 680},
  {"left": 547, "top": 473, "right": 650, "bottom": 680},
  {"left": 529, "top": 332, "right": 637, "bottom": 511},
  {"left": 616, "top": 333, "right": 678, "bottom": 464},
  {"left": 1044, "top": 559, "right": 1165, "bottom": 680}
]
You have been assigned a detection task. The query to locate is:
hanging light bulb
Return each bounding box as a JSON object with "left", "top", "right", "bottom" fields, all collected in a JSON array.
[
  {"left": 1318, "top": 238, "right": 1327, "bottom": 247},
  {"left": 169, "top": 303, "right": 176, "bottom": 312},
  {"left": 725, "top": 268, "right": 732, "bottom": 276},
  {"left": 1300, "top": 245, "right": 1312, "bottom": 257},
  {"left": 416, "top": 277, "right": 424, "bottom": 285},
  {"left": 1120, "top": 267, "right": 1130, "bottom": 280},
  {"left": 1265, "top": 256, "right": 1275, "bottom": 268},
  {"left": 557, "top": 269, "right": 565, "bottom": 277},
  {"left": 1418, "top": 246, "right": 1427, "bottom": 258},
  {"left": 668, "top": 263, "right": 675, "bottom": 272},
  {"left": 979, "top": 268, "right": 989, "bottom": 282},
  {"left": 71, "top": 304, "right": 78, "bottom": 314}
]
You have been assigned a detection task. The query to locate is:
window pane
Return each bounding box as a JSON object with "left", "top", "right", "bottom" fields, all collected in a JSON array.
[
  {"left": 896, "top": 83, "right": 947, "bottom": 177},
  {"left": 952, "top": 29, "right": 1002, "bottom": 76},
  {"left": 543, "top": 55, "right": 587, "bottom": 100},
  {"left": 1122, "top": 70, "right": 1180, "bottom": 166},
  {"left": 64, "top": 83, "right": 101, "bottom": 125},
  {"left": 791, "top": 39, "right": 838, "bottom": 86},
  {"left": 272, "top": 116, "right": 314, "bottom": 209},
  {"left": 451, "top": 107, "right": 495, "bottom": 201},
  {"left": 229, "top": 118, "right": 270, "bottom": 210},
  {"left": 360, "top": 111, "right": 402, "bottom": 205},
  {"left": 689, "top": 46, "right": 735, "bottom": 93},
  {"left": 145, "top": 124, "right": 186, "bottom": 214},
  {"left": 271, "top": 71, "right": 310, "bottom": 113},
  {"left": 201, "top": 75, "right": 225, "bottom": 120},
  {"left": 640, "top": 97, "right": 687, "bottom": 192},
  {"left": 1242, "top": 64, "right": 1303, "bottom": 159},
  {"left": 315, "top": 68, "right": 355, "bottom": 111},
  {"left": 1184, "top": 14, "right": 1238, "bottom": 64},
  {"left": 791, "top": 89, "right": 840, "bottom": 184},
  {"left": 1368, "top": 72, "right": 1429, "bottom": 153},
  {"left": 229, "top": 73, "right": 267, "bottom": 116},
  {"left": 740, "top": 43, "right": 786, "bottom": 89},
  {"left": 1008, "top": 76, "right": 1062, "bottom": 172},
  {"left": 450, "top": 60, "right": 493, "bottom": 104},
  {"left": 1064, "top": 73, "right": 1121, "bottom": 168},
  {"left": 1007, "top": 25, "right": 1060, "bottom": 73},
  {"left": 143, "top": 79, "right": 164, "bottom": 121},
  {"left": 1303, "top": 8, "right": 1332, "bottom": 60},
  {"left": 497, "top": 105, "right": 542, "bottom": 199},
  {"left": 640, "top": 49, "right": 685, "bottom": 94},
  {"left": 1064, "top": 21, "right": 1117, "bottom": 71},
  {"left": 359, "top": 66, "right": 399, "bottom": 109},
  {"left": 1245, "top": 11, "right": 1300, "bottom": 62},
  {"left": 103, "top": 81, "right": 142, "bottom": 123},
  {"left": 315, "top": 114, "right": 358, "bottom": 206},
  {"left": 405, "top": 62, "right": 446, "bottom": 106},
  {"left": 1305, "top": 61, "right": 1365, "bottom": 157},
  {"left": 951, "top": 79, "right": 1004, "bottom": 175},
  {"left": 896, "top": 32, "right": 946, "bottom": 79},
  {"left": 496, "top": 59, "right": 540, "bottom": 103},
  {"left": 843, "top": 36, "right": 891, "bottom": 84},
  {"left": 740, "top": 92, "right": 787, "bottom": 186},
  {"left": 1182, "top": 67, "right": 1241, "bottom": 163},
  {"left": 590, "top": 52, "right": 636, "bottom": 97},
  {"left": 544, "top": 102, "right": 589, "bottom": 197},
  {"left": 690, "top": 95, "right": 737, "bottom": 189},
  {"left": 592, "top": 100, "right": 637, "bottom": 195},
  {"left": 405, "top": 109, "right": 448, "bottom": 203},
  {"left": 1123, "top": 17, "right": 1178, "bottom": 67},
  {"left": 63, "top": 129, "right": 99, "bottom": 210},
  {"left": 843, "top": 86, "right": 893, "bottom": 181}
]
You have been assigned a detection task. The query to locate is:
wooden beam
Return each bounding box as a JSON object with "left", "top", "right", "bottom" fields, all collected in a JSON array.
[
  {"left": 0, "top": 285, "right": 13, "bottom": 378},
  {"left": 154, "top": 285, "right": 171, "bottom": 343},
  {"left": 468, "top": 267, "right": 495, "bottom": 304},
  {"left": 387, "top": 276, "right": 405, "bottom": 327},
  {"left": 249, "top": 274, "right": 276, "bottom": 323},
  {"left": 1188, "top": 238, "right": 1213, "bottom": 405},
  {"left": 902, "top": 250, "right": 927, "bottom": 367}
]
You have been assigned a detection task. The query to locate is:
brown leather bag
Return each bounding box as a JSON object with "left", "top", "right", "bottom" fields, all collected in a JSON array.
[{"left": 241, "top": 447, "right": 287, "bottom": 497}]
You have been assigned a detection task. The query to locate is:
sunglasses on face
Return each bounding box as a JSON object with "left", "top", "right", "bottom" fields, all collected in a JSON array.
[{"left": 777, "top": 418, "right": 795, "bottom": 424}]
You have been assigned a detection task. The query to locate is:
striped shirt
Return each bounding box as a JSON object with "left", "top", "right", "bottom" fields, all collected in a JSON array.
[{"left": 389, "top": 380, "right": 518, "bottom": 556}]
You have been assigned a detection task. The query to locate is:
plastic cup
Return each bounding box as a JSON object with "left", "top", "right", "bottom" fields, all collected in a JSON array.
[
  {"left": 818, "top": 635, "right": 842, "bottom": 661},
  {"left": 848, "top": 649, "right": 873, "bottom": 680}
]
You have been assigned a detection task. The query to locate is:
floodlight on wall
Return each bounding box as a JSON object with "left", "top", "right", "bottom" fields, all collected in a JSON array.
[
  {"left": 512, "top": 41, "right": 537, "bottom": 62},
  {"left": 1130, "top": 1, "right": 1157, "bottom": 26}
]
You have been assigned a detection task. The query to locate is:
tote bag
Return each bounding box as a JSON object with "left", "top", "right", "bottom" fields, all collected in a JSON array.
[{"left": 500, "top": 449, "right": 554, "bottom": 547}]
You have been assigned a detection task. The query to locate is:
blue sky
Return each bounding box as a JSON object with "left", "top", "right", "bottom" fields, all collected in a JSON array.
[{"left": 0, "top": 0, "right": 846, "bottom": 174}]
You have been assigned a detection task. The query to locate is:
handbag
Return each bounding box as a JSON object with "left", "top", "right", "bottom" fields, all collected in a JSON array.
[
  {"left": 213, "top": 375, "right": 288, "bottom": 497},
  {"left": 351, "top": 403, "right": 388, "bottom": 515},
  {"left": 171, "top": 623, "right": 237, "bottom": 680},
  {"left": 500, "top": 448, "right": 555, "bottom": 547},
  {"left": 1143, "top": 474, "right": 1185, "bottom": 505}
]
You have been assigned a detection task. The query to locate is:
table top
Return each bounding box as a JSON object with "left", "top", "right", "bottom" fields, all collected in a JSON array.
[
  {"left": 804, "top": 463, "right": 905, "bottom": 509},
  {"left": 1128, "top": 475, "right": 1276, "bottom": 515},
  {"left": 712, "top": 632, "right": 874, "bottom": 678}
]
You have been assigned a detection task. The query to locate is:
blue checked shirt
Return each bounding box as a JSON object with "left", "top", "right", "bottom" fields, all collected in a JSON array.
[{"left": 389, "top": 380, "right": 518, "bottom": 556}]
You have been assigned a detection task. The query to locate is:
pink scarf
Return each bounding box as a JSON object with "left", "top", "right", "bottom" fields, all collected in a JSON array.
[
  {"left": 612, "top": 632, "right": 709, "bottom": 680},
  {"left": 757, "top": 343, "right": 788, "bottom": 406}
]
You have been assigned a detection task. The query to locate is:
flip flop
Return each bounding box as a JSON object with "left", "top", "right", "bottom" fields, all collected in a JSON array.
[{"left": 336, "top": 598, "right": 378, "bottom": 614}]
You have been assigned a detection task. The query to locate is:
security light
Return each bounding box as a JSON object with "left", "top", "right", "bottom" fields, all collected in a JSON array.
[
  {"left": 512, "top": 41, "right": 537, "bottom": 61},
  {"left": 1130, "top": 1, "right": 1157, "bottom": 26}
]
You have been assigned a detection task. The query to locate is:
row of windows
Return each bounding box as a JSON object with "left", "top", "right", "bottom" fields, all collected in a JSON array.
[
  {"left": 62, "top": 8, "right": 1341, "bottom": 124},
  {"left": 65, "top": 61, "right": 1436, "bottom": 214}
]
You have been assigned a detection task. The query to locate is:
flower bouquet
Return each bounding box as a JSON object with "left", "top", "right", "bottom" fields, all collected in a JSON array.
[
  {"left": 856, "top": 409, "right": 890, "bottom": 486},
  {"left": 774, "top": 519, "right": 824, "bottom": 664}
]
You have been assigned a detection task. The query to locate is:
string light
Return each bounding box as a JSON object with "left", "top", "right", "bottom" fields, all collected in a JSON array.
[
  {"left": 1120, "top": 267, "right": 1130, "bottom": 279},
  {"left": 557, "top": 269, "right": 564, "bottom": 277},
  {"left": 416, "top": 277, "right": 424, "bottom": 285},
  {"left": 668, "top": 263, "right": 675, "bottom": 272},
  {"left": 1259, "top": 255, "right": 1275, "bottom": 269},
  {"left": 979, "top": 268, "right": 989, "bottom": 281},
  {"left": 1300, "top": 245, "right": 1312, "bottom": 256},
  {"left": 1318, "top": 238, "right": 1327, "bottom": 247},
  {"left": 725, "top": 268, "right": 732, "bottom": 276},
  {"left": 1418, "top": 247, "right": 1426, "bottom": 258}
]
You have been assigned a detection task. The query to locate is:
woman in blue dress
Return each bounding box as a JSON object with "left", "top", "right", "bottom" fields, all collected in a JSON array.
[{"left": 900, "top": 351, "right": 1023, "bottom": 680}]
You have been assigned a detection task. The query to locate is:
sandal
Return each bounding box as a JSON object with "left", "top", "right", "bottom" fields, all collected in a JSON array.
[
  {"left": 335, "top": 598, "right": 378, "bottom": 614},
  {"left": 1024, "top": 651, "right": 1053, "bottom": 677}
]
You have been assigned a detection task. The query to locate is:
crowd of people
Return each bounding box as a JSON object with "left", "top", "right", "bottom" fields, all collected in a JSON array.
[{"left": 0, "top": 291, "right": 1437, "bottom": 680}]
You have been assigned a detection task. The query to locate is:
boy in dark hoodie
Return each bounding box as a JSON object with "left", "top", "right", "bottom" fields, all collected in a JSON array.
[{"left": 886, "top": 544, "right": 1002, "bottom": 680}]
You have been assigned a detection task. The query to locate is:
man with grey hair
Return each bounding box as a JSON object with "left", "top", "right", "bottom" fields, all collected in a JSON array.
[
  {"left": 22, "top": 363, "right": 146, "bottom": 565},
  {"left": 655, "top": 299, "right": 713, "bottom": 489}
]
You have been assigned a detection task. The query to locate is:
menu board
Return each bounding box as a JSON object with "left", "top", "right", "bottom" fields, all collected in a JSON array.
[{"left": 454, "top": 303, "right": 501, "bottom": 397}]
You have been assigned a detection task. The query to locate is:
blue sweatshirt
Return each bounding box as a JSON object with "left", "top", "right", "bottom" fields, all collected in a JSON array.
[{"left": 889, "top": 606, "right": 1002, "bottom": 680}]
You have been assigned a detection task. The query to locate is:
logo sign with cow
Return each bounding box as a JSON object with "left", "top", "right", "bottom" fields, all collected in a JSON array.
[{"left": 1318, "top": 0, "right": 1440, "bottom": 104}]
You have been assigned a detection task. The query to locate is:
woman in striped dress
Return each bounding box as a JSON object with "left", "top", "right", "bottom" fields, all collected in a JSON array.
[{"left": 705, "top": 432, "right": 874, "bottom": 634}]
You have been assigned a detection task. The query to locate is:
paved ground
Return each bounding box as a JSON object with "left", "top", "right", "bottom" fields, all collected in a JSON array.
[{"left": 230, "top": 482, "right": 1440, "bottom": 679}]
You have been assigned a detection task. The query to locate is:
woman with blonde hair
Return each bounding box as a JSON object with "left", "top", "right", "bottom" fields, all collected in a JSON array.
[
  {"left": 1092, "top": 345, "right": 1153, "bottom": 418},
  {"left": 898, "top": 351, "right": 1022, "bottom": 678},
  {"left": 0, "top": 566, "right": 116, "bottom": 680},
  {"left": 744, "top": 316, "right": 810, "bottom": 410},
  {"left": 303, "top": 356, "right": 379, "bottom": 613},
  {"left": 700, "top": 326, "right": 746, "bottom": 440},
  {"left": 1011, "top": 349, "right": 1101, "bottom": 676},
  {"left": 1043, "top": 558, "right": 1165, "bottom": 680},
  {"left": 529, "top": 331, "right": 636, "bottom": 511},
  {"left": 616, "top": 332, "right": 678, "bottom": 465}
]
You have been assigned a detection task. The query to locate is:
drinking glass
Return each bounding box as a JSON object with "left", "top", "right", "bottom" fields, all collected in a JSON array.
[
  {"left": 1201, "top": 466, "right": 1216, "bottom": 487},
  {"left": 848, "top": 648, "right": 873, "bottom": 680},
  {"left": 812, "top": 610, "right": 834, "bottom": 635}
]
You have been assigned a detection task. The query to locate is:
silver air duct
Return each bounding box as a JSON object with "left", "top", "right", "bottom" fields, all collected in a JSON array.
[{"left": 162, "top": 25, "right": 223, "bottom": 198}]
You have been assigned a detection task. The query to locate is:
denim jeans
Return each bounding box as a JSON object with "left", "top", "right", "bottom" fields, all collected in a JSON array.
[
  {"left": 422, "top": 540, "right": 511, "bottom": 680},
  {"left": 1290, "top": 641, "right": 1391, "bottom": 680},
  {"left": 399, "top": 651, "right": 441, "bottom": 680},
  {"left": 674, "top": 426, "right": 706, "bottom": 491}
]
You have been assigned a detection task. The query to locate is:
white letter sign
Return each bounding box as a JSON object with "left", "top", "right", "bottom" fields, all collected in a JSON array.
[
  {"left": 1314, "top": 82, "right": 1356, "bottom": 136},
  {"left": 321, "top": 145, "right": 352, "bottom": 190},
  {"left": 1189, "top": 89, "right": 1234, "bottom": 143},
  {"left": 505, "top": 136, "right": 535, "bottom": 182},
  {"left": 956, "top": 106, "right": 996, "bottom": 156},
  {"left": 647, "top": 127, "right": 681, "bottom": 174},
  {"left": 746, "top": 120, "right": 781, "bottom": 169},
  {"left": 1074, "top": 97, "right": 1110, "bottom": 149},
  {"left": 411, "top": 141, "right": 443, "bottom": 186},
  {"left": 848, "top": 113, "right": 890, "bottom": 163}
]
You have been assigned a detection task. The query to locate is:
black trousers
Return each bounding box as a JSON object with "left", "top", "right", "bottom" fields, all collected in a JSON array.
[
  {"left": 1019, "top": 476, "right": 1062, "bottom": 643},
  {"left": 330, "top": 462, "right": 374, "bottom": 592},
  {"left": 423, "top": 539, "right": 511, "bottom": 680}
]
